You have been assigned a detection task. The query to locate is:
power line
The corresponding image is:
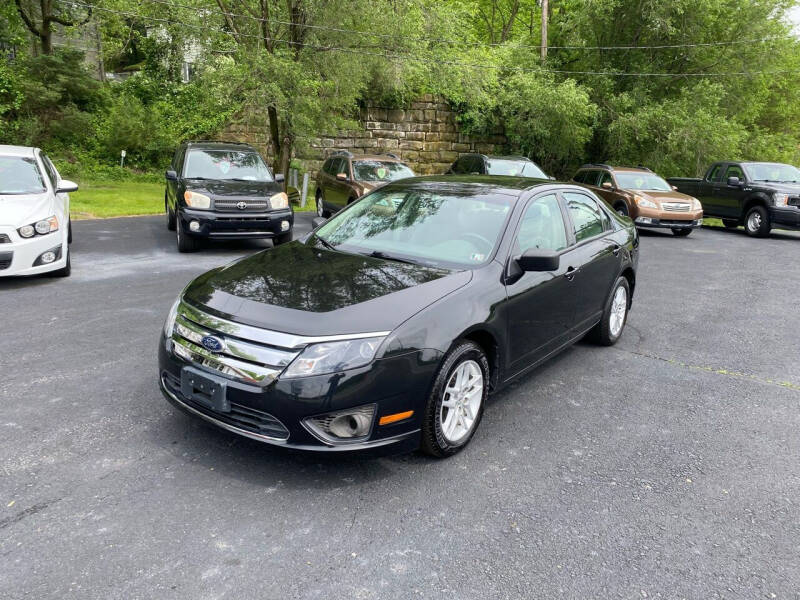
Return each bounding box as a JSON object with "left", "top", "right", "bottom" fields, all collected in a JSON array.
[
  {"left": 72, "top": 2, "right": 800, "bottom": 78},
  {"left": 134, "top": 0, "right": 795, "bottom": 51}
]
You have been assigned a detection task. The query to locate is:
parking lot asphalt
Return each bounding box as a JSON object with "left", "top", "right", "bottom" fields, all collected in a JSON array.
[{"left": 1, "top": 216, "right": 799, "bottom": 599}]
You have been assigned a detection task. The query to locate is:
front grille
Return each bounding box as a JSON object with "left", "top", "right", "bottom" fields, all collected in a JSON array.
[
  {"left": 659, "top": 219, "right": 696, "bottom": 226},
  {"left": 662, "top": 202, "right": 692, "bottom": 212},
  {"left": 0, "top": 252, "right": 12, "bottom": 270},
  {"left": 162, "top": 371, "right": 290, "bottom": 440},
  {"left": 214, "top": 200, "right": 269, "bottom": 212},
  {"left": 0, "top": 234, "right": 10, "bottom": 243},
  {"left": 170, "top": 302, "right": 300, "bottom": 384}
]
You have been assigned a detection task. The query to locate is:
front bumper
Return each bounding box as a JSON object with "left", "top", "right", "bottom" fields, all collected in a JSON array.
[
  {"left": 179, "top": 208, "right": 294, "bottom": 239},
  {"left": 634, "top": 216, "right": 703, "bottom": 229},
  {"left": 158, "top": 336, "right": 439, "bottom": 453},
  {"left": 0, "top": 227, "right": 67, "bottom": 277},
  {"left": 769, "top": 207, "right": 800, "bottom": 230}
]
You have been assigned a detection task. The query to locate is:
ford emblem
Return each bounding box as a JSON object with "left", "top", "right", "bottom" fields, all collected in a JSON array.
[
  {"left": 236, "top": 201, "right": 247, "bottom": 210},
  {"left": 201, "top": 335, "right": 225, "bottom": 353}
]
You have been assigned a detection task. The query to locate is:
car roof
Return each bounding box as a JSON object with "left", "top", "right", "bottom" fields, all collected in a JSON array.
[
  {"left": 579, "top": 164, "right": 652, "bottom": 173},
  {"left": 0, "top": 145, "right": 38, "bottom": 158},
  {"left": 184, "top": 141, "right": 258, "bottom": 152},
  {"left": 349, "top": 154, "right": 406, "bottom": 163},
  {"left": 383, "top": 174, "right": 563, "bottom": 194}
]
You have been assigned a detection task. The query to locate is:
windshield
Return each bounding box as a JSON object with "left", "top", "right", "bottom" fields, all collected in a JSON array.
[
  {"left": 184, "top": 150, "right": 273, "bottom": 181},
  {"left": 486, "top": 159, "right": 547, "bottom": 178},
  {"left": 312, "top": 187, "right": 514, "bottom": 269},
  {"left": 0, "top": 157, "right": 47, "bottom": 195},
  {"left": 743, "top": 162, "right": 800, "bottom": 183},
  {"left": 614, "top": 172, "right": 672, "bottom": 191},
  {"left": 352, "top": 160, "right": 414, "bottom": 182}
]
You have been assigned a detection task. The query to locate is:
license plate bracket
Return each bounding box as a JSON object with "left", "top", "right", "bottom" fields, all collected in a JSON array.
[{"left": 181, "top": 367, "right": 230, "bottom": 413}]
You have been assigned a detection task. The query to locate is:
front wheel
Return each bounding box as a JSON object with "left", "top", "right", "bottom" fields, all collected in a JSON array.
[
  {"left": 744, "top": 206, "right": 771, "bottom": 237},
  {"left": 51, "top": 247, "right": 71, "bottom": 277},
  {"left": 421, "top": 341, "right": 489, "bottom": 458},
  {"left": 315, "top": 190, "right": 328, "bottom": 218},
  {"left": 671, "top": 227, "right": 692, "bottom": 237},
  {"left": 591, "top": 276, "right": 630, "bottom": 346},
  {"left": 615, "top": 203, "right": 629, "bottom": 217},
  {"left": 176, "top": 220, "right": 199, "bottom": 252},
  {"left": 165, "top": 195, "right": 176, "bottom": 231}
]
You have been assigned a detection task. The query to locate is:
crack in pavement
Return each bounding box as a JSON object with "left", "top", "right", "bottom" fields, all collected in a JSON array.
[
  {"left": 0, "top": 499, "right": 61, "bottom": 530},
  {"left": 615, "top": 347, "right": 800, "bottom": 392}
]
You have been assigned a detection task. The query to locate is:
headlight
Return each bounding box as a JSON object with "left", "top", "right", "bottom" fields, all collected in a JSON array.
[
  {"left": 270, "top": 192, "right": 289, "bottom": 209},
  {"left": 184, "top": 191, "right": 211, "bottom": 209},
  {"left": 282, "top": 336, "right": 385, "bottom": 379},
  {"left": 691, "top": 198, "right": 702, "bottom": 211},
  {"left": 634, "top": 194, "right": 658, "bottom": 209},
  {"left": 18, "top": 216, "right": 58, "bottom": 238},
  {"left": 163, "top": 296, "right": 181, "bottom": 340},
  {"left": 774, "top": 193, "right": 789, "bottom": 207}
]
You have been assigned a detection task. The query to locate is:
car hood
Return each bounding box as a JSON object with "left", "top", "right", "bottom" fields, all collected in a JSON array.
[
  {"left": 183, "top": 241, "right": 473, "bottom": 337},
  {"left": 185, "top": 179, "right": 283, "bottom": 198},
  {"left": 0, "top": 193, "right": 55, "bottom": 227},
  {"left": 750, "top": 181, "right": 800, "bottom": 194},
  {"left": 637, "top": 190, "right": 697, "bottom": 203}
]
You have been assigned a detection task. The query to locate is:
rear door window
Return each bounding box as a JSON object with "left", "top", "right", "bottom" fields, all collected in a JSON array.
[
  {"left": 708, "top": 164, "right": 723, "bottom": 182},
  {"left": 564, "top": 192, "right": 607, "bottom": 242}
]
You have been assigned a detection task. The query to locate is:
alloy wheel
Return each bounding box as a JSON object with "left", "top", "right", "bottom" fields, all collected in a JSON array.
[
  {"left": 439, "top": 359, "right": 484, "bottom": 444},
  {"left": 747, "top": 211, "right": 761, "bottom": 233},
  {"left": 316, "top": 196, "right": 324, "bottom": 217},
  {"left": 609, "top": 285, "right": 627, "bottom": 337}
]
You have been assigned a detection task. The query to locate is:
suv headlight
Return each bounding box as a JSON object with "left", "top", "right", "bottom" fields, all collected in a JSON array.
[
  {"left": 774, "top": 193, "right": 789, "bottom": 207},
  {"left": 270, "top": 192, "right": 289, "bottom": 209},
  {"left": 282, "top": 336, "right": 385, "bottom": 378},
  {"left": 163, "top": 296, "right": 181, "bottom": 341},
  {"left": 184, "top": 191, "right": 211, "bottom": 209},
  {"left": 634, "top": 195, "right": 658, "bottom": 209},
  {"left": 691, "top": 198, "right": 702, "bottom": 210},
  {"left": 18, "top": 216, "right": 58, "bottom": 238}
]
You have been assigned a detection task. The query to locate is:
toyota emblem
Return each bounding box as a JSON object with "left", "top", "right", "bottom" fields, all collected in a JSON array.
[{"left": 236, "top": 201, "right": 247, "bottom": 210}]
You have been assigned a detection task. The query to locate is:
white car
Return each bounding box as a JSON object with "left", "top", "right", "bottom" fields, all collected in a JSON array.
[{"left": 0, "top": 145, "right": 77, "bottom": 277}]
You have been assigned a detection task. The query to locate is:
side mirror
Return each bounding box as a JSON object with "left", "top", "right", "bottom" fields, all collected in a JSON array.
[
  {"left": 727, "top": 176, "right": 741, "bottom": 186},
  {"left": 516, "top": 248, "right": 560, "bottom": 272},
  {"left": 312, "top": 217, "right": 328, "bottom": 228},
  {"left": 549, "top": 176, "right": 556, "bottom": 181},
  {"left": 602, "top": 181, "right": 614, "bottom": 190},
  {"left": 56, "top": 180, "right": 78, "bottom": 193},
  {"left": 165, "top": 170, "right": 178, "bottom": 181},
  {"left": 671, "top": 185, "right": 678, "bottom": 191},
  {"left": 275, "top": 173, "right": 285, "bottom": 183},
  {"left": 336, "top": 172, "right": 349, "bottom": 181}
]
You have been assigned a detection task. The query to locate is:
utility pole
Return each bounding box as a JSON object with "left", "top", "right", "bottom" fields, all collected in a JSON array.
[{"left": 541, "top": 0, "right": 548, "bottom": 61}]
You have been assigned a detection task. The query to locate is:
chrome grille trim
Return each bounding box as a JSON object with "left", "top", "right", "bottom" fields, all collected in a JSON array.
[
  {"left": 661, "top": 202, "right": 692, "bottom": 212},
  {"left": 178, "top": 301, "right": 391, "bottom": 349},
  {"left": 213, "top": 200, "right": 269, "bottom": 212},
  {"left": 171, "top": 336, "right": 283, "bottom": 384}
]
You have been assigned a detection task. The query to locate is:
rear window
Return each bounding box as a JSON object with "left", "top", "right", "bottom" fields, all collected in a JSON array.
[
  {"left": 0, "top": 156, "right": 47, "bottom": 195},
  {"left": 486, "top": 159, "right": 547, "bottom": 178}
]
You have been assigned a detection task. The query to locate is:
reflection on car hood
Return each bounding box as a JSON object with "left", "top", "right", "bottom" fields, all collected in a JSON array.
[
  {"left": 0, "top": 193, "right": 54, "bottom": 226},
  {"left": 183, "top": 242, "right": 473, "bottom": 336},
  {"left": 638, "top": 190, "right": 696, "bottom": 202},
  {"left": 186, "top": 179, "right": 283, "bottom": 198}
]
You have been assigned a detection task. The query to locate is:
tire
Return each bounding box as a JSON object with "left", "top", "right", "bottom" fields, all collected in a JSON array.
[
  {"left": 176, "top": 219, "right": 199, "bottom": 253},
  {"left": 615, "top": 203, "right": 629, "bottom": 217},
  {"left": 590, "top": 276, "right": 630, "bottom": 346},
  {"left": 273, "top": 230, "right": 292, "bottom": 246},
  {"left": 744, "top": 205, "right": 771, "bottom": 237},
  {"left": 722, "top": 219, "right": 739, "bottom": 229},
  {"left": 315, "top": 190, "right": 328, "bottom": 218},
  {"left": 51, "top": 247, "right": 71, "bottom": 277},
  {"left": 421, "top": 340, "right": 489, "bottom": 458},
  {"left": 67, "top": 218, "right": 72, "bottom": 244},
  {"left": 671, "top": 227, "right": 692, "bottom": 237},
  {"left": 165, "top": 194, "right": 176, "bottom": 231}
]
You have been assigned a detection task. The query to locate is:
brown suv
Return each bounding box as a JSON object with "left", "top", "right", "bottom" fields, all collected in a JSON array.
[
  {"left": 315, "top": 151, "right": 414, "bottom": 217},
  {"left": 573, "top": 164, "right": 703, "bottom": 236}
]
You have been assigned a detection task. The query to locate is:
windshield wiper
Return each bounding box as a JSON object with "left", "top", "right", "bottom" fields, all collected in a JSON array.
[
  {"left": 365, "top": 250, "right": 421, "bottom": 265},
  {"left": 185, "top": 176, "right": 211, "bottom": 180},
  {"left": 314, "top": 235, "right": 337, "bottom": 251}
]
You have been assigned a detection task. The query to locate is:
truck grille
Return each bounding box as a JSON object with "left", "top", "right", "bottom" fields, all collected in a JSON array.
[
  {"left": 0, "top": 252, "right": 12, "bottom": 270},
  {"left": 213, "top": 200, "right": 269, "bottom": 212},
  {"left": 162, "top": 371, "right": 290, "bottom": 440},
  {"left": 170, "top": 302, "right": 301, "bottom": 385},
  {"left": 0, "top": 234, "right": 10, "bottom": 243},
  {"left": 661, "top": 202, "right": 692, "bottom": 212}
]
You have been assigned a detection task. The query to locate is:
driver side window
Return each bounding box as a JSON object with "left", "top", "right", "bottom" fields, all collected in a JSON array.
[{"left": 516, "top": 194, "right": 568, "bottom": 253}]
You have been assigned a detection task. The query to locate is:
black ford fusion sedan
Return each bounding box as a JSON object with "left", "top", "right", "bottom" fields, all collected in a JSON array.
[{"left": 158, "top": 176, "right": 638, "bottom": 457}]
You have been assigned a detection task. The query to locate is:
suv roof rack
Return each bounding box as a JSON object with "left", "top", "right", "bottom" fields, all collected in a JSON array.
[
  {"left": 186, "top": 140, "right": 252, "bottom": 146},
  {"left": 383, "top": 153, "right": 399, "bottom": 159},
  {"left": 331, "top": 150, "right": 354, "bottom": 158},
  {"left": 636, "top": 164, "right": 652, "bottom": 172},
  {"left": 579, "top": 163, "right": 614, "bottom": 170}
]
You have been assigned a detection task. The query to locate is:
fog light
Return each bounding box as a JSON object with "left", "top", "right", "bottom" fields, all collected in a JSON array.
[
  {"left": 189, "top": 220, "right": 201, "bottom": 232},
  {"left": 696, "top": 219, "right": 703, "bottom": 226},
  {"left": 40, "top": 251, "right": 56, "bottom": 264},
  {"left": 33, "top": 245, "right": 62, "bottom": 266},
  {"left": 635, "top": 217, "right": 653, "bottom": 225},
  {"left": 303, "top": 404, "right": 376, "bottom": 444},
  {"left": 281, "top": 220, "right": 290, "bottom": 231}
]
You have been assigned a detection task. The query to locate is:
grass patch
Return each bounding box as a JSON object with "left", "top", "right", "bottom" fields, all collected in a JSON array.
[{"left": 71, "top": 180, "right": 165, "bottom": 219}]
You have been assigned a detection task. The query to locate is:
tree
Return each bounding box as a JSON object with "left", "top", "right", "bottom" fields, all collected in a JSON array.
[{"left": 14, "top": 0, "right": 93, "bottom": 54}]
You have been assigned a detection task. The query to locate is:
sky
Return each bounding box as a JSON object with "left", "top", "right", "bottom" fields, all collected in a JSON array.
[{"left": 789, "top": 6, "right": 800, "bottom": 31}]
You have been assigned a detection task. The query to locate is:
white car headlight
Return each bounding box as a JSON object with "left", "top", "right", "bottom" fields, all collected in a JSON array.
[
  {"left": 184, "top": 191, "right": 211, "bottom": 209},
  {"left": 270, "top": 192, "right": 289, "bottom": 209},
  {"left": 634, "top": 194, "right": 658, "bottom": 209},
  {"left": 282, "top": 336, "right": 386, "bottom": 379},
  {"left": 18, "top": 216, "right": 58, "bottom": 238},
  {"left": 691, "top": 198, "right": 702, "bottom": 211},
  {"left": 163, "top": 296, "right": 181, "bottom": 341},
  {"left": 774, "top": 193, "right": 789, "bottom": 207}
]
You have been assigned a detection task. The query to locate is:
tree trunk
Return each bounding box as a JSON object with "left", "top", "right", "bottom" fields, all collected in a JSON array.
[
  {"left": 540, "top": 0, "right": 548, "bottom": 61},
  {"left": 280, "top": 136, "right": 291, "bottom": 191}
]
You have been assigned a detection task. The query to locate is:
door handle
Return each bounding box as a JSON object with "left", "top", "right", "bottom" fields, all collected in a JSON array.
[{"left": 565, "top": 266, "right": 578, "bottom": 281}]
